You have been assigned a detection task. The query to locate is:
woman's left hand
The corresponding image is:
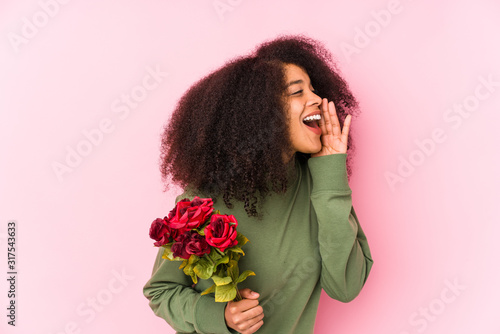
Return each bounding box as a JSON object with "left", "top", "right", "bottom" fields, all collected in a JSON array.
[{"left": 311, "top": 98, "right": 352, "bottom": 157}]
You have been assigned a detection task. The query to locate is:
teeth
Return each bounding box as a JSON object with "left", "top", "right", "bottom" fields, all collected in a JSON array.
[{"left": 303, "top": 114, "right": 321, "bottom": 122}]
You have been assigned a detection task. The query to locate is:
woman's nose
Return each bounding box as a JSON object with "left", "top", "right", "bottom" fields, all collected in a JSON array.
[{"left": 307, "top": 90, "right": 322, "bottom": 107}]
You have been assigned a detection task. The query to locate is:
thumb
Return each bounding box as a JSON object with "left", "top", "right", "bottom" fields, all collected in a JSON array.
[{"left": 238, "top": 288, "right": 259, "bottom": 299}]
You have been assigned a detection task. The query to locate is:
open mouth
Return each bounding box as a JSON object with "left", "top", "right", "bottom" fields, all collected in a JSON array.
[{"left": 302, "top": 114, "right": 321, "bottom": 130}]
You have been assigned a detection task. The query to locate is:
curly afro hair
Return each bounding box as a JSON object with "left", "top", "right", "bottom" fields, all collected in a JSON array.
[{"left": 160, "top": 34, "right": 360, "bottom": 218}]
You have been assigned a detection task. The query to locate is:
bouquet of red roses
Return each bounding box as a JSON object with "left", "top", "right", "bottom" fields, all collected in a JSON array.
[{"left": 149, "top": 196, "right": 254, "bottom": 302}]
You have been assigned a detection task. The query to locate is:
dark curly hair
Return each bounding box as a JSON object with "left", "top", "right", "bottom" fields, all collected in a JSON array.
[{"left": 159, "top": 34, "right": 360, "bottom": 218}]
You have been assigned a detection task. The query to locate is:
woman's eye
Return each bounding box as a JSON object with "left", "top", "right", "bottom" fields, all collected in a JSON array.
[{"left": 291, "top": 89, "right": 318, "bottom": 96}]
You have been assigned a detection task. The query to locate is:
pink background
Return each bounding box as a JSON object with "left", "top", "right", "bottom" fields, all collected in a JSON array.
[{"left": 1, "top": 1, "right": 499, "bottom": 333}]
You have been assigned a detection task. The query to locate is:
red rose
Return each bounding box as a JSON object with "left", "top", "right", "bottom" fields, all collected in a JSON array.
[
  {"left": 162, "top": 218, "right": 180, "bottom": 241},
  {"left": 171, "top": 232, "right": 191, "bottom": 259},
  {"left": 149, "top": 218, "right": 171, "bottom": 247},
  {"left": 167, "top": 197, "right": 214, "bottom": 235},
  {"left": 171, "top": 230, "right": 210, "bottom": 259},
  {"left": 166, "top": 198, "right": 188, "bottom": 220},
  {"left": 204, "top": 214, "right": 238, "bottom": 252},
  {"left": 186, "top": 232, "right": 211, "bottom": 257}
]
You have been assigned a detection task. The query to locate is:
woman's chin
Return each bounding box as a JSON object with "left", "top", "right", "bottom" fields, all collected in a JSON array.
[
  {"left": 302, "top": 146, "right": 322, "bottom": 156},
  {"left": 294, "top": 140, "right": 322, "bottom": 155}
]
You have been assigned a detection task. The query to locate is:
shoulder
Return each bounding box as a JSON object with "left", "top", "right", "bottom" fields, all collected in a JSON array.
[{"left": 174, "top": 185, "right": 206, "bottom": 203}]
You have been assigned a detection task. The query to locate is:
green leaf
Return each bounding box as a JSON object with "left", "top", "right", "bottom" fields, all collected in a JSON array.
[
  {"left": 162, "top": 245, "right": 184, "bottom": 261},
  {"left": 201, "top": 283, "right": 216, "bottom": 296},
  {"left": 193, "top": 224, "right": 208, "bottom": 236},
  {"left": 207, "top": 248, "right": 222, "bottom": 263},
  {"left": 161, "top": 247, "right": 170, "bottom": 259},
  {"left": 183, "top": 262, "right": 194, "bottom": 276},
  {"left": 182, "top": 262, "right": 198, "bottom": 284},
  {"left": 206, "top": 248, "right": 229, "bottom": 270},
  {"left": 215, "top": 247, "right": 226, "bottom": 256},
  {"left": 227, "top": 259, "right": 239, "bottom": 280},
  {"left": 215, "top": 254, "right": 229, "bottom": 267},
  {"left": 179, "top": 259, "right": 189, "bottom": 269},
  {"left": 230, "top": 252, "right": 241, "bottom": 262},
  {"left": 236, "top": 232, "right": 249, "bottom": 247},
  {"left": 227, "top": 246, "right": 245, "bottom": 256},
  {"left": 215, "top": 264, "right": 225, "bottom": 277},
  {"left": 193, "top": 258, "right": 214, "bottom": 280},
  {"left": 188, "top": 255, "right": 200, "bottom": 265},
  {"left": 215, "top": 284, "right": 237, "bottom": 302},
  {"left": 212, "top": 275, "right": 233, "bottom": 286},
  {"left": 236, "top": 270, "right": 256, "bottom": 283},
  {"left": 198, "top": 224, "right": 207, "bottom": 236}
]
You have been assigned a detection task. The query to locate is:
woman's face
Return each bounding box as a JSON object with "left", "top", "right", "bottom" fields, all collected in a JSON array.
[{"left": 283, "top": 63, "right": 323, "bottom": 156}]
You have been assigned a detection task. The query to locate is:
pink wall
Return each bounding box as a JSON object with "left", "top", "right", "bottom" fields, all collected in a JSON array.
[{"left": 1, "top": 1, "right": 499, "bottom": 333}]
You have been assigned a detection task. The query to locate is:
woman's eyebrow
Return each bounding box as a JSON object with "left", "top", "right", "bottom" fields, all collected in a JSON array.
[{"left": 286, "top": 79, "right": 304, "bottom": 87}]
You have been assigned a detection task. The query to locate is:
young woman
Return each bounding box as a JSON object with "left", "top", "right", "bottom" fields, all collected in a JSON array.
[{"left": 143, "top": 34, "right": 374, "bottom": 334}]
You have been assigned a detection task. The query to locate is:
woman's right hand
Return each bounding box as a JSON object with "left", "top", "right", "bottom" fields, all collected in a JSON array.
[{"left": 225, "top": 288, "right": 264, "bottom": 333}]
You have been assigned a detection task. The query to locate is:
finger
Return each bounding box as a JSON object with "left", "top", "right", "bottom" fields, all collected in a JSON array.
[
  {"left": 322, "top": 99, "right": 333, "bottom": 136},
  {"left": 231, "top": 298, "right": 260, "bottom": 312},
  {"left": 236, "top": 305, "right": 263, "bottom": 333},
  {"left": 238, "top": 313, "right": 264, "bottom": 333},
  {"left": 242, "top": 304, "right": 263, "bottom": 319},
  {"left": 243, "top": 319, "right": 264, "bottom": 334},
  {"left": 341, "top": 114, "right": 352, "bottom": 144},
  {"left": 239, "top": 288, "right": 259, "bottom": 299},
  {"left": 317, "top": 98, "right": 328, "bottom": 135},
  {"left": 328, "top": 101, "right": 341, "bottom": 137}
]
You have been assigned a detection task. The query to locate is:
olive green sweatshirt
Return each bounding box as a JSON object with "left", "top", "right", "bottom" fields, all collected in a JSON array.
[{"left": 143, "top": 153, "right": 374, "bottom": 333}]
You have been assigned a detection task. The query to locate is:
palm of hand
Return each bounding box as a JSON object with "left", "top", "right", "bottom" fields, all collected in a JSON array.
[{"left": 311, "top": 98, "right": 352, "bottom": 158}]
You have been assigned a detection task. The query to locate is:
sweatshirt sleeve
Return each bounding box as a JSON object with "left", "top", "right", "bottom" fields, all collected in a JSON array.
[
  {"left": 307, "top": 153, "right": 374, "bottom": 303},
  {"left": 142, "top": 196, "right": 235, "bottom": 333}
]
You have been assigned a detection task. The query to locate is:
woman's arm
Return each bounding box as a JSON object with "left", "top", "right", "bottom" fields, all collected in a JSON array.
[
  {"left": 308, "top": 153, "right": 374, "bottom": 302},
  {"left": 143, "top": 245, "right": 235, "bottom": 333},
  {"left": 143, "top": 192, "right": 236, "bottom": 333}
]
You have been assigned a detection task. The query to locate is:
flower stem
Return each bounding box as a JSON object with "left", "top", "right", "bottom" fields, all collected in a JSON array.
[
  {"left": 229, "top": 267, "right": 242, "bottom": 302},
  {"left": 234, "top": 288, "right": 243, "bottom": 302}
]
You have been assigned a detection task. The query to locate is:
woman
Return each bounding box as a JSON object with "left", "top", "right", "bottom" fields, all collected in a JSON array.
[{"left": 143, "top": 34, "right": 374, "bottom": 334}]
